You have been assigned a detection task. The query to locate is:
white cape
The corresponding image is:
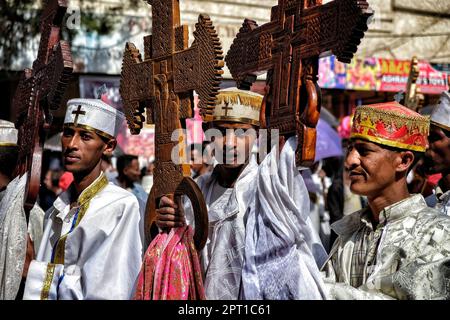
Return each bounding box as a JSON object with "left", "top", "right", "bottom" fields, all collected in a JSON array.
[
  {"left": 0, "top": 175, "right": 27, "bottom": 300},
  {"left": 241, "top": 136, "right": 328, "bottom": 299}
]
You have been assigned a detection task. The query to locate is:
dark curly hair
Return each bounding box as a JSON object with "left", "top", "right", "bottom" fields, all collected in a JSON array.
[{"left": 0, "top": 146, "right": 19, "bottom": 179}]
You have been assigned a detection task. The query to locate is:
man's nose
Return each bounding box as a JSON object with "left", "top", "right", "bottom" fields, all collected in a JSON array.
[
  {"left": 345, "top": 149, "right": 360, "bottom": 171},
  {"left": 223, "top": 130, "right": 236, "bottom": 148},
  {"left": 66, "top": 135, "right": 80, "bottom": 150}
]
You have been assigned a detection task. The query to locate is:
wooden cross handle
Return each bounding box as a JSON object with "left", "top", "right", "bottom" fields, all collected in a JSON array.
[{"left": 145, "top": 177, "right": 208, "bottom": 251}]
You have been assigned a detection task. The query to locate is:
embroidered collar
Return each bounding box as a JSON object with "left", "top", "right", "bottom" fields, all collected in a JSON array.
[
  {"left": 378, "top": 194, "right": 426, "bottom": 224},
  {"left": 54, "top": 172, "right": 109, "bottom": 219},
  {"left": 332, "top": 194, "right": 427, "bottom": 235}
]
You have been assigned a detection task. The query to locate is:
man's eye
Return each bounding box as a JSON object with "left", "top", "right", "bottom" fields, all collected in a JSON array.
[{"left": 81, "top": 134, "right": 92, "bottom": 140}]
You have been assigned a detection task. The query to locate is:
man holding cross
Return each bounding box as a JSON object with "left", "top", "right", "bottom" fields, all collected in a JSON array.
[
  {"left": 157, "top": 88, "right": 262, "bottom": 299},
  {"left": 156, "top": 88, "right": 327, "bottom": 299},
  {"left": 23, "top": 99, "right": 144, "bottom": 300}
]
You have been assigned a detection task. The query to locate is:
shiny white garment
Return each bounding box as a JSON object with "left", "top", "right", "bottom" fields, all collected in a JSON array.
[
  {"left": 0, "top": 175, "right": 27, "bottom": 300},
  {"left": 23, "top": 176, "right": 144, "bottom": 300},
  {"left": 436, "top": 189, "right": 450, "bottom": 216},
  {"left": 241, "top": 136, "right": 328, "bottom": 300},
  {"left": 185, "top": 156, "right": 259, "bottom": 300},
  {"left": 28, "top": 202, "right": 45, "bottom": 254}
]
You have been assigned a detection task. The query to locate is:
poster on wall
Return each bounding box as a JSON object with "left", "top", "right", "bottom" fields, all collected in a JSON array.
[{"left": 318, "top": 56, "right": 449, "bottom": 94}]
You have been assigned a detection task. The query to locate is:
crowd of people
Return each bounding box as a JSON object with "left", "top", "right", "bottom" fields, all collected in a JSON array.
[{"left": 0, "top": 87, "right": 449, "bottom": 300}]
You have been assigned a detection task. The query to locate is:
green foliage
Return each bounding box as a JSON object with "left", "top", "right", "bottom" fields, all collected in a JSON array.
[{"left": 0, "top": 0, "right": 140, "bottom": 71}]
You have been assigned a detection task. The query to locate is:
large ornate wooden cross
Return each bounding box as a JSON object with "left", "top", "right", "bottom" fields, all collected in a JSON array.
[
  {"left": 120, "top": 0, "right": 224, "bottom": 249},
  {"left": 226, "top": 0, "right": 373, "bottom": 167},
  {"left": 12, "top": 0, "right": 73, "bottom": 215},
  {"left": 403, "top": 56, "right": 424, "bottom": 112}
]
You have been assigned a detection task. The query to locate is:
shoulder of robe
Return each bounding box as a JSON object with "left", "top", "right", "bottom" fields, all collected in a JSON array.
[
  {"left": 98, "top": 183, "right": 140, "bottom": 206},
  {"left": 412, "top": 206, "right": 450, "bottom": 236}
]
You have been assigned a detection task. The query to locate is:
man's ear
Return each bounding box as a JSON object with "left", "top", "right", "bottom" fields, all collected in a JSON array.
[
  {"left": 395, "top": 150, "right": 415, "bottom": 173},
  {"left": 103, "top": 138, "right": 117, "bottom": 157}
]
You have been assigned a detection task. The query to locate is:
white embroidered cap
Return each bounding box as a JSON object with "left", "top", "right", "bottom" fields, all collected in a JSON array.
[
  {"left": 213, "top": 87, "right": 263, "bottom": 126},
  {"left": 0, "top": 119, "right": 18, "bottom": 146},
  {"left": 64, "top": 99, "right": 125, "bottom": 139},
  {"left": 430, "top": 91, "right": 450, "bottom": 132}
]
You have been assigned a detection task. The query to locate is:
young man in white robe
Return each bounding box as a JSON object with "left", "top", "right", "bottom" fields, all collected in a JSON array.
[
  {"left": 23, "top": 99, "right": 144, "bottom": 300},
  {"left": 0, "top": 120, "right": 44, "bottom": 300},
  {"left": 156, "top": 88, "right": 327, "bottom": 300}
]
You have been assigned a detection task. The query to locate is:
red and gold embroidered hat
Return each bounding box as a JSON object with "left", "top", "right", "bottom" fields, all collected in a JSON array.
[{"left": 350, "top": 101, "right": 430, "bottom": 152}]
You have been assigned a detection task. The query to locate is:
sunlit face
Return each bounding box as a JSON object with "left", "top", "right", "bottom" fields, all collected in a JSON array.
[
  {"left": 61, "top": 126, "right": 112, "bottom": 175},
  {"left": 124, "top": 159, "right": 141, "bottom": 182},
  {"left": 44, "top": 170, "right": 53, "bottom": 190},
  {"left": 211, "top": 122, "right": 257, "bottom": 168},
  {"left": 423, "top": 124, "right": 450, "bottom": 175},
  {"left": 345, "top": 139, "right": 400, "bottom": 198}
]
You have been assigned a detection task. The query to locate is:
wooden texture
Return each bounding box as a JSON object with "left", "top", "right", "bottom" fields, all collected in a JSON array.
[
  {"left": 120, "top": 0, "right": 224, "bottom": 250},
  {"left": 226, "top": 0, "right": 372, "bottom": 167},
  {"left": 12, "top": 0, "right": 73, "bottom": 216},
  {"left": 403, "top": 56, "right": 424, "bottom": 112}
]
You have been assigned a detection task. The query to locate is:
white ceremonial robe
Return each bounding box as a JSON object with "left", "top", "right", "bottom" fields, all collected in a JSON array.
[
  {"left": 0, "top": 175, "right": 27, "bottom": 300},
  {"left": 0, "top": 172, "right": 44, "bottom": 300},
  {"left": 241, "top": 136, "right": 328, "bottom": 300},
  {"left": 23, "top": 173, "right": 144, "bottom": 300},
  {"left": 185, "top": 156, "right": 259, "bottom": 300}
]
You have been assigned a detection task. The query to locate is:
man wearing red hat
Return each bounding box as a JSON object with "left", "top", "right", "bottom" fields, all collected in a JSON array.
[{"left": 322, "top": 101, "right": 450, "bottom": 299}]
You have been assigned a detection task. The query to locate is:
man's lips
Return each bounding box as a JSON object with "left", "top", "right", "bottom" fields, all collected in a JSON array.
[
  {"left": 349, "top": 171, "right": 365, "bottom": 180},
  {"left": 64, "top": 154, "right": 80, "bottom": 163}
]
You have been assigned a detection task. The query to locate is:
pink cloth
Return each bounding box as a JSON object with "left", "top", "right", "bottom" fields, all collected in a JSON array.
[{"left": 134, "top": 226, "right": 206, "bottom": 300}]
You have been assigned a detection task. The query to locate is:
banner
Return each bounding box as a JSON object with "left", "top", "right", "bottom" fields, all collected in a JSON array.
[{"left": 318, "top": 56, "right": 448, "bottom": 94}]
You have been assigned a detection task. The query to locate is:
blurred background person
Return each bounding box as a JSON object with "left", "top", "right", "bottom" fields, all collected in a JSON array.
[
  {"left": 39, "top": 169, "right": 63, "bottom": 211},
  {"left": 112, "top": 154, "right": 148, "bottom": 213},
  {"left": 189, "top": 142, "right": 213, "bottom": 180},
  {"left": 141, "top": 160, "right": 155, "bottom": 194}
]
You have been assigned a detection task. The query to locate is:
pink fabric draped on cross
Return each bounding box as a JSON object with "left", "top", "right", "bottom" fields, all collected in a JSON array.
[{"left": 134, "top": 225, "right": 206, "bottom": 300}]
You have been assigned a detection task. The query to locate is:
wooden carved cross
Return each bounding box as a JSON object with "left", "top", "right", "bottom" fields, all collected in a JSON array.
[
  {"left": 12, "top": 0, "right": 73, "bottom": 215},
  {"left": 226, "top": 0, "right": 373, "bottom": 167},
  {"left": 120, "top": 0, "right": 224, "bottom": 249},
  {"left": 403, "top": 56, "right": 424, "bottom": 112}
]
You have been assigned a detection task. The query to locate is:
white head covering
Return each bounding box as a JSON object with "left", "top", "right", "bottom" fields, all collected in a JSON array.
[
  {"left": 0, "top": 120, "right": 18, "bottom": 146},
  {"left": 430, "top": 91, "right": 450, "bottom": 132},
  {"left": 64, "top": 99, "right": 125, "bottom": 139},
  {"left": 213, "top": 87, "right": 263, "bottom": 126}
]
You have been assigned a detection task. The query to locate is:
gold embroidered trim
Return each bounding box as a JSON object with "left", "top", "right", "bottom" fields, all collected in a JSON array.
[
  {"left": 52, "top": 173, "right": 109, "bottom": 264},
  {"left": 213, "top": 116, "right": 260, "bottom": 126},
  {"left": 215, "top": 92, "right": 263, "bottom": 111},
  {"left": 63, "top": 123, "right": 114, "bottom": 141},
  {"left": 40, "top": 263, "right": 56, "bottom": 300},
  {"left": 351, "top": 133, "right": 426, "bottom": 152},
  {"left": 0, "top": 143, "right": 17, "bottom": 147},
  {"left": 355, "top": 106, "right": 430, "bottom": 135}
]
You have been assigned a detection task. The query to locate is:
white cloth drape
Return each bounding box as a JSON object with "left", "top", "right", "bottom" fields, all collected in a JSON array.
[
  {"left": 0, "top": 175, "right": 27, "bottom": 300},
  {"left": 241, "top": 136, "right": 328, "bottom": 300}
]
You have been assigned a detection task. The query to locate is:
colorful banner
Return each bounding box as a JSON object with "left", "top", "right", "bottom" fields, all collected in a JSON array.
[{"left": 318, "top": 56, "right": 449, "bottom": 94}]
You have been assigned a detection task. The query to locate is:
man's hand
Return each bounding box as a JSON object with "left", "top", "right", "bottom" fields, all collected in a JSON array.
[
  {"left": 22, "top": 234, "right": 35, "bottom": 279},
  {"left": 156, "top": 196, "right": 186, "bottom": 229}
]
